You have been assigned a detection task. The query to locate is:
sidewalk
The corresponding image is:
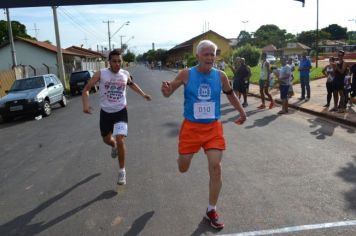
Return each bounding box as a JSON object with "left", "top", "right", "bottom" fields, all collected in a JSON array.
[{"left": 248, "top": 78, "right": 356, "bottom": 127}]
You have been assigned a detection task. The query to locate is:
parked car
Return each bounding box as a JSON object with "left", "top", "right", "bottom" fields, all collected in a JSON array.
[
  {"left": 69, "top": 70, "right": 97, "bottom": 96},
  {"left": 0, "top": 74, "right": 67, "bottom": 122},
  {"left": 266, "top": 55, "right": 277, "bottom": 64}
]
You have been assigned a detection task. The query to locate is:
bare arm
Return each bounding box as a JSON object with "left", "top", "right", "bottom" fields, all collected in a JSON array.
[
  {"left": 127, "top": 75, "right": 152, "bottom": 101},
  {"left": 82, "top": 71, "right": 100, "bottom": 114},
  {"left": 161, "top": 69, "right": 188, "bottom": 97},
  {"left": 220, "top": 71, "right": 247, "bottom": 124},
  {"left": 246, "top": 65, "right": 251, "bottom": 82}
]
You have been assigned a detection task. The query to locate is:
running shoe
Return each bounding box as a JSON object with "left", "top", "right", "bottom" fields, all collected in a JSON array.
[
  {"left": 117, "top": 170, "right": 126, "bottom": 185},
  {"left": 305, "top": 97, "right": 310, "bottom": 101},
  {"left": 205, "top": 209, "right": 224, "bottom": 229},
  {"left": 298, "top": 97, "right": 305, "bottom": 101},
  {"left": 111, "top": 146, "right": 118, "bottom": 159},
  {"left": 257, "top": 104, "right": 266, "bottom": 109},
  {"left": 242, "top": 102, "right": 248, "bottom": 107},
  {"left": 268, "top": 102, "right": 274, "bottom": 109}
]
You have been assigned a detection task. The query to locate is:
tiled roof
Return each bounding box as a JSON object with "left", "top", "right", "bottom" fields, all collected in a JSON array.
[
  {"left": 168, "top": 30, "right": 230, "bottom": 52},
  {"left": 262, "top": 44, "right": 277, "bottom": 52},
  {"left": 66, "top": 46, "right": 106, "bottom": 58},
  {"left": 0, "top": 37, "right": 89, "bottom": 56}
]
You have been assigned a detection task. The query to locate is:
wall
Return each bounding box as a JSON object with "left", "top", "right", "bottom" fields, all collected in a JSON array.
[{"left": 0, "top": 41, "right": 58, "bottom": 75}]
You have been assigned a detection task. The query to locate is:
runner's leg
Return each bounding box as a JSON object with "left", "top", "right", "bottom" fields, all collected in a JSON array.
[
  {"left": 206, "top": 149, "right": 223, "bottom": 206},
  {"left": 102, "top": 133, "right": 116, "bottom": 148},
  {"left": 177, "top": 154, "right": 194, "bottom": 173},
  {"left": 116, "top": 135, "right": 126, "bottom": 168}
]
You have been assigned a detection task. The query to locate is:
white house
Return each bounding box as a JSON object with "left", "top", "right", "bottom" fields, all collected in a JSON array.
[{"left": 0, "top": 37, "right": 105, "bottom": 77}]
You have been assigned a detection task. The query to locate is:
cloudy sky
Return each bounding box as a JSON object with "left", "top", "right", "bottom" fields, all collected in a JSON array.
[{"left": 1, "top": 0, "right": 355, "bottom": 54}]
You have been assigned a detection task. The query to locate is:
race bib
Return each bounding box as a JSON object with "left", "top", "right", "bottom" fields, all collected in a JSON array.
[
  {"left": 193, "top": 102, "right": 215, "bottom": 119},
  {"left": 113, "top": 122, "right": 128, "bottom": 136}
]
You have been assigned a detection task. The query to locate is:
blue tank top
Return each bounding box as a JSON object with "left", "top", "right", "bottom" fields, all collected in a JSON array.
[{"left": 184, "top": 66, "right": 221, "bottom": 123}]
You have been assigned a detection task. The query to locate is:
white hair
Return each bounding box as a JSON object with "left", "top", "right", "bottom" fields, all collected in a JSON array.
[{"left": 196, "top": 40, "right": 217, "bottom": 55}]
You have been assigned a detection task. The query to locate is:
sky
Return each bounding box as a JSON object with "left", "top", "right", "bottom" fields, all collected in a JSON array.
[{"left": 1, "top": 0, "right": 356, "bottom": 55}]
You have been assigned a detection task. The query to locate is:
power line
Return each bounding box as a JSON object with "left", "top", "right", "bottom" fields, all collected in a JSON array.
[{"left": 58, "top": 7, "right": 106, "bottom": 45}]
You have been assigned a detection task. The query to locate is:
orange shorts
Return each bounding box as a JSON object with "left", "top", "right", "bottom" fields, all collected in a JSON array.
[{"left": 178, "top": 119, "right": 226, "bottom": 155}]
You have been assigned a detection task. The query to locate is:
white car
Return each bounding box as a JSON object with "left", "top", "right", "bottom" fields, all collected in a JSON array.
[{"left": 266, "top": 55, "right": 276, "bottom": 64}]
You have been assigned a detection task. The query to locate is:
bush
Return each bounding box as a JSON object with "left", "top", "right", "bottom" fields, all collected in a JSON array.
[{"left": 232, "top": 44, "right": 260, "bottom": 67}]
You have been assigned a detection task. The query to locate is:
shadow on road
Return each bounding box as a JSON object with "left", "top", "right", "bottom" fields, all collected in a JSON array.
[
  {"left": 307, "top": 118, "right": 337, "bottom": 139},
  {"left": 244, "top": 114, "right": 279, "bottom": 129},
  {"left": 0, "top": 173, "right": 118, "bottom": 236},
  {"left": 162, "top": 121, "right": 180, "bottom": 137},
  {"left": 191, "top": 217, "right": 221, "bottom": 236},
  {"left": 307, "top": 118, "right": 355, "bottom": 140},
  {"left": 336, "top": 156, "right": 356, "bottom": 212},
  {"left": 123, "top": 211, "right": 155, "bottom": 236}
]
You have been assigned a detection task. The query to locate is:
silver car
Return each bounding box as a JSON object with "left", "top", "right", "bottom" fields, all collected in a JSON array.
[{"left": 0, "top": 74, "right": 67, "bottom": 122}]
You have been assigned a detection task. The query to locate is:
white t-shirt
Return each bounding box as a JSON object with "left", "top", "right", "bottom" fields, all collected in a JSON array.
[
  {"left": 279, "top": 65, "right": 291, "bottom": 85},
  {"left": 99, "top": 68, "right": 129, "bottom": 113}
]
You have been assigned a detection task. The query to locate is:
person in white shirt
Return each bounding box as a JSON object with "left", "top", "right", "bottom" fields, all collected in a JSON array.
[
  {"left": 278, "top": 58, "right": 291, "bottom": 114},
  {"left": 82, "top": 49, "right": 152, "bottom": 185}
]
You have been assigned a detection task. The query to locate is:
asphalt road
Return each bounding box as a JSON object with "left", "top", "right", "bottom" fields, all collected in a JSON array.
[{"left": 1, "top": 64, "right": 356, "bottom": 236}]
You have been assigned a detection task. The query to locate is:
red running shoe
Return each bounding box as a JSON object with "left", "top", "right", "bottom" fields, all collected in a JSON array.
[
  {"left": 257, "top": 104, "right": 266, "bottom": 109},
  {"left": 205, "top": 209, "right": 224, "bottom": 229},
  {"left": 269, "top": 102, "right": 274, "bottom": 109}
]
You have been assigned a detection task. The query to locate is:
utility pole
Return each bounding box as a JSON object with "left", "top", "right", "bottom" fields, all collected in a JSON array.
[
  {"left": 120, "top": 35, "right": 126, "bottom": 49},
  {"left": 30, "top": 23, "right": 40, "bottom": 39},
  {"left": 103, "top": 20, "right": 114, "bottom": 51},
  {"left": 6, "top": 8, "right": 17, "bottom": 68},
  {"left": 52, "top": 6, "right": 67, "bottom": 89},
  {"left": 315, "top": 0, "right": 319, "bottom": 68}
]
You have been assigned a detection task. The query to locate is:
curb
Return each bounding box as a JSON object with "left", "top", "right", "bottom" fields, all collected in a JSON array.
[{"left": 249, "top": 92, "right": 356, "bottom": 128}]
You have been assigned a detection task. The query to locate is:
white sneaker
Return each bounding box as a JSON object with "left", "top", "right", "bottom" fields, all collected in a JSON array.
[
  {"left": 117, "top": 170, "right": 126, "bottom": 185},
  {"left": 111, "top": 146, "right": 118, "bottom": 159}
]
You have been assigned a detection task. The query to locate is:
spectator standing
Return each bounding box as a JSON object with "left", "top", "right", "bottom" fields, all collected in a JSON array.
[
  {"left": 287, "top": 58, "right": 295, "bottom": 98},
  {"left": 230, "top": 57, "right": 251, "bottom": 107},
  {"left": 257, "top": 53, "right": 274, "bottom": 109},
  {"left": 322, "top": 57, "right": 335, "bottom": 108},
  {"left": 298, "top": 52, "right": 312, "bottom": 101},
  {"left": 277, "top": 58, "right": 291, "bottom": 114},
  {"left": 344, "top": 67, "right": 352, "bottom": 107},
  {"left": 331, "top": 50, "right": 347, "bottom": 113},
  {"left": 350, "top": 63, "right": 356, "bottom": 100}
]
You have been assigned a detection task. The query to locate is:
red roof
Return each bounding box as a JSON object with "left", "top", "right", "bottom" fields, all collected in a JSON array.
[
  {"left": 10, "top": 37, "right": 83, "bottom": 56},
  {"left": 262, "top": 44, "right": 277, "bottom": 52},
  {"left": 66, "top": 46, "right": 106, "bottom": 58}
]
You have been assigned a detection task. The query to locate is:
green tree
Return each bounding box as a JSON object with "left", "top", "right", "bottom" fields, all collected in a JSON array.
[
  {"left": 123, "top": 50, "right": 135, "bottom": 63},
  {"left": 321, "top": 24, "right": 347, "bottom": 40},
  {"left": 232, "top": 44, "right": 260, "bottom": 67},
  {"left": 297, "top": 30, "right": 330, "bottom": 48},
  {"left": 236, "top": 30, "right": 252, "bottom": 47},
  {"left": 0, "top": 20, "right": 34, "bottom": 44},
  {"left": 253, "top": 24, "right": 287, "bottom": 48}
]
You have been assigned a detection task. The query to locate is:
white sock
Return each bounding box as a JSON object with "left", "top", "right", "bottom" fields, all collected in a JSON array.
[
  {"left": 119, "top": 168, "right": 125, "bottom": 173},
  {"left": 207, "top": 205, "right": 216, "bottom": 212}
]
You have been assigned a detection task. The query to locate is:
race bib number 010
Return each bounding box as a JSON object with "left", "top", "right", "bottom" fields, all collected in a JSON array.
[
  {"left": 113, "top": 122, "right": 128, "bottom": 136},
  {"left": 193, "top": 102, "right": 215, "bottom": 119}
]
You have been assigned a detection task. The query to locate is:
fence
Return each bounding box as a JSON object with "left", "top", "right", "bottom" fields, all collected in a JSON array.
[{"left": 0, "top": 69, "right": 16, "bottom": 97}]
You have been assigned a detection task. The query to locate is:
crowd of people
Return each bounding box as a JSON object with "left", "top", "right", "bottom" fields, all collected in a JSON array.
[
  {"left": 229, "top": 50, "right": 356, "bottom": 115},
  {"left": 322, "top": 50, "right": 356, "bottom": 113}
]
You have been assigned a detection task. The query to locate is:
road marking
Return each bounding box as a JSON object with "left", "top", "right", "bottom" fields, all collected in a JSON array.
[{"left": 219, "top": 220, "right": 356, "bottom": 236}]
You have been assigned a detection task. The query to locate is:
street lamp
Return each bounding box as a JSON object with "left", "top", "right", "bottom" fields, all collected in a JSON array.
[
  {"left": 242, "top": 20, "right": 248, "bottom": 31},
  {"left": 105, "top": 20, "right": 130, "bottom": 51},
  {"left": 124, "top": 36, "right": 134, "bottom": 45}
]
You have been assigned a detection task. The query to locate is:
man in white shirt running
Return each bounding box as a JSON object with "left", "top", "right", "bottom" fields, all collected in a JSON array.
[{"left": 82, "top": 49, "right": 152, "bottom": 185}]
